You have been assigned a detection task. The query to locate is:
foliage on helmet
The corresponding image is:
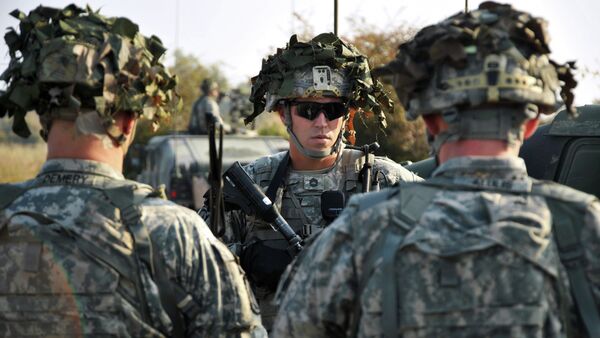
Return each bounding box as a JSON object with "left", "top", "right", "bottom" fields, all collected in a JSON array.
[
  {"left": 375, "top": 1, "right": 577, "bottom": 120},
  {"left": 0, "top": 4, "right": 182, "bottom": 139},
  {"left": 248, "top": 33, "right": 393, "bottom": 129}
]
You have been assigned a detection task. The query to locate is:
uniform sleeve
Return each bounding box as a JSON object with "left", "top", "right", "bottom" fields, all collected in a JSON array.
[
  {"left": 374, "top": 157, "right": 423, "bottom": 189},
  {"left": 272, "top": 211, "right": 358, "bottom": 337},
  {"left": 146, "top": 203, "right": 266, "bottom": 337}
]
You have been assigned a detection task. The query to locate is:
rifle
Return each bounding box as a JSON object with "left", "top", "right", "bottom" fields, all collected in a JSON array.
[
  {"left": 207, "top": 114, "right": 225, "bottom": 237},
  {"left": 222, "top": 161, "right": 303, "bottom": 255},
  {"left": 361, "top": 142, "right": 380, "bottom": 193}
]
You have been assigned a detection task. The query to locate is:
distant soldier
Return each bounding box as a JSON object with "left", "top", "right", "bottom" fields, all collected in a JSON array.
[
  {"left": 274, "top": 2, "right": 600, "bottom": 337},
  {"left": 0, "top": 5, "right": 265, "bottom": 337},
  {"left": 201, "top": 33, "right": 421, "bottom": 330},
  {"left": 188, "top": 78, "right": 231, "bottom": 134}
]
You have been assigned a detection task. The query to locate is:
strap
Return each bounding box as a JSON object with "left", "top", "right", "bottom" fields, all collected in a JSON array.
[
  {"left": 546, "top": 198, "right": 600, "bottom": 337},
  {"left": 104, "top": 185, "right": 185, "bottom": 338},
  {"left": 0, "top": 184, "right": 26, "bottom": 209},
  {"left": 4, "top": 210, "right": 147, "bottom": 309},
  {"left": 151, "top": 237, "right": 186, "bottom": 338},
  {"left": 381, "top": 233, "right": 403, "bottom": 338},
  {"left": 287, "top": 186, "right": 311, "bottom": 236},
  {"left": 265, "top": 151, "right": 290, "bottom": 202},
  {"left": 103, "top": 185, "right": 154, "bottom": 325},
  {"left": 351, "top": 183, "right": 438, "bottom": 337}
]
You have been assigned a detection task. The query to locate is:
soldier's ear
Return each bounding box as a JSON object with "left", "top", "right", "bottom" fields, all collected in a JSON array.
[
  {"left": 523, "top": 117, "right": 540, "bottom": 140},
  {"left": 115, "top": 111, "right": 137, "bottom": 136},
  {"left": 276, "top": 105, "right": 285, "bottom": 123},
  {"left": 422, "top": 114, "right": 447, "bottom": 136}
]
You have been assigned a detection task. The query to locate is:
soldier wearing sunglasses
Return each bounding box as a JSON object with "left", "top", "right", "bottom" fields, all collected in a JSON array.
[{"left": 201, "top": 33, "right": 421, "bottom": 330}]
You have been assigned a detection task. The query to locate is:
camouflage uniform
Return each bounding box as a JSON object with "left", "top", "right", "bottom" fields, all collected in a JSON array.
[
  {"left": 200, "top": 33, "right": 421, "bottom": 330},
  {"left": 209, "top": 147, "right": 420, "bottom": 329},
  {"left": 188, "top": 94, "right": 223, "bottom": 134},
  {"left": 274, "top": 156, "right": 600, "bottom": 336},
  {"left": 0, "top": 5, "right": 265, "bottom": 337},
  {"left": 0, "top": 159, "right": 266, "bottom": 337},
  {"left": 274, "top": 3, "right": 598, "bottom": 337}
]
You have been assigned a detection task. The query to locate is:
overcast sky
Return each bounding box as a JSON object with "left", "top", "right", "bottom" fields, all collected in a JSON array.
[{"left": 1, "top": 0, "right": 598, "bottom": 105}]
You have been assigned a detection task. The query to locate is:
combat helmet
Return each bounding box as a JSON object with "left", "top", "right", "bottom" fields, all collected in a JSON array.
[
  {"left": 375, "top": 1, "right": 576, "bottom": 154},
  {"left": 249, "top": 33, "right": 393, "bottom": 159},
  {"left": 0, "top": 4, "right": 181, "bottom": 144}
]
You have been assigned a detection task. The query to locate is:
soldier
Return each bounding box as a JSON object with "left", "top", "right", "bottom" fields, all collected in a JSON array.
[
  {"left": 274, "top": 2, "right": 600, "bottom": 337},
  {"left": 188, "top": 78, "right": 231, "bottom": 134},
  {"left": 0, "top": 5, "right": 265, "bottom": 337},
  {"left": 201, "top": 33, "right": 422, "bottom": 330}
]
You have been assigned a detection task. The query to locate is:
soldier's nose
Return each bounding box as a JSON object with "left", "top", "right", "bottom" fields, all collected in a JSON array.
[{"left": 313, "top": 111, "right": 328, "bottom": 126}]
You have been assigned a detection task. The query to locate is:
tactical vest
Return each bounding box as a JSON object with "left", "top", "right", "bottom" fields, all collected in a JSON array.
[
  {"left": 247, "top": 148, "right": 385, "bottom": 248},
  {"left": 351, "top": 178, "right": 600, "bottom": 338},
  {"left": 0, "top": 175, "right": 199, "bottom": 337}
]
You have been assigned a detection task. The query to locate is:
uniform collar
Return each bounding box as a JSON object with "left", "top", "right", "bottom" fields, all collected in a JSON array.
[
  {"left": 433, "top": 156, "right": 527, "bottom": 177},
  {"left": 38, "top": 158, "right": 124, "bottom": 180},
  {"left": 431, "top": 156, "right": 531, "bottom": 192}
]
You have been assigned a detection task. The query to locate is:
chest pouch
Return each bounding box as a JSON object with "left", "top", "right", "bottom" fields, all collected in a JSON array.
[{"left": 321, "top": 190, "right": 345, "bottom": 224}]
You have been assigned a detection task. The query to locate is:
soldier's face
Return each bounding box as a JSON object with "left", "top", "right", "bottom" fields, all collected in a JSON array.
[{"left": 289, "top": 97, "right": 345, "bottom": 153}]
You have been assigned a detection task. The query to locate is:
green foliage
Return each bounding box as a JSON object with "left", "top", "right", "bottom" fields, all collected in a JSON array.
[
  {"left": 343, "top": 19, "right": 430, "bottom": 162},
  {"left": 256, "top": 114, "right": 288, "bottom": 138},
  {"left": 132, "top": 49, "right": 229, "bottom": 146},
  {"left": 0, "top": 4, "right": 178, "bottom": 140}
]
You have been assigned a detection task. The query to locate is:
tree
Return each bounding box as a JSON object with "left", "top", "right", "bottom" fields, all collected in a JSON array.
[
  {"left": 343, "top": 19, "right": 430, "bottom": 162},
  {"left": 133, "top": 50, "right": 229, "bottom": 145}
]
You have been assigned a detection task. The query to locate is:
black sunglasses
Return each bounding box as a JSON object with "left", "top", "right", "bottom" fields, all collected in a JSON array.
[{"left": 290, "top": 101, "right": 347, "bottom": 121}]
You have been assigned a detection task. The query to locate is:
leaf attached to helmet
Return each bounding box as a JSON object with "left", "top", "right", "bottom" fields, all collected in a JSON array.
[{"left": 0, "top": 4, "right": 181, "bottom": 141}]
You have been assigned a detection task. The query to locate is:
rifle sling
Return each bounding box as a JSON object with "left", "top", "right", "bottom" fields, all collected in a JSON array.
[{"left": 265, "top": 151, "right": 290, "bottom": 202}]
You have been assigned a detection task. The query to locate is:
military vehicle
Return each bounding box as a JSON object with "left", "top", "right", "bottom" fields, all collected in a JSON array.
[
  {"left": 134, "top": 134, "right": 288, "bottom": 209},
  {"left": 405, "top": 105, "right": 600, "bottom": 199}
]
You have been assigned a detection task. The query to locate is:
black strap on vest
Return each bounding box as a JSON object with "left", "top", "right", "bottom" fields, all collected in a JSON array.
[
  {"left": 265, "top": 151, "right": 290, "bottom": 202},
  {"left": 545, "top": 198, "right": 600, "bottom": 337}
]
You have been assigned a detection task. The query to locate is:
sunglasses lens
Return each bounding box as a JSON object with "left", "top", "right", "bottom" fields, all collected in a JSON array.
[{"left": 295, "top": 102, "right": 346, "bottom": 120}]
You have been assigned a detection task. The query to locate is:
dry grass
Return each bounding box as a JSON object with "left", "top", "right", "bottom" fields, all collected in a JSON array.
[{"left": 0, "top": 142, "right": 47, "bottom": 183}]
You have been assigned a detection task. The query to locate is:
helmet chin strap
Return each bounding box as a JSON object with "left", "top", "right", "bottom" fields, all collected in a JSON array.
[{"left": 284, "top": 105, "right": 345, "bottom": 159}]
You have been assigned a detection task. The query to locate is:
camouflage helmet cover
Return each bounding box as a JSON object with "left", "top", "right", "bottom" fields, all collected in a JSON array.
[
  {"left": 248, "top": 33, "right": 393, "bottom": 129},
  {"left": 0, "top": 4, "right": 182, "bottom": 140},
  {"left": 375, "top": 1, "right": 577, "bottom": 120}
]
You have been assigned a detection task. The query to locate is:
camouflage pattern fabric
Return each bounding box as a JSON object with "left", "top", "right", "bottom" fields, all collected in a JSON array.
[
  {"left": 0, "top": 4, "right": 181, "bottom": 141},
  {"left": 201, "top": 148, "right": 421, "bottom": 330},
  {"left": 188, "top": 94, "right": 224, "bottom": 134},
  {"left": 273, "top": 156, "right": 600, "bottom": 337},
  {"left": 0, "top": 159, "right": 266, "bottom": 337},
  {"left": 248, "top": 33, "right": 394, "bottom": 130},
  {"left": 374, "top": 1, "right": 577, "bottom": 119}
]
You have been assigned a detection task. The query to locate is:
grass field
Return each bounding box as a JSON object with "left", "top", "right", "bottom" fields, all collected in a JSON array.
[{"left": 0, "top": 142, "right": 47, "bottom": 183}]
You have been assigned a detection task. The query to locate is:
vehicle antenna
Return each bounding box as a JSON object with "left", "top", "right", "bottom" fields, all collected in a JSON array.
[{"left": 334, "top": 0, "right": 338, "bottom": 35}]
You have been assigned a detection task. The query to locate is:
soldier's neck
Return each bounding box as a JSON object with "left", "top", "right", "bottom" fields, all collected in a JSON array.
[
  {"left": 438, "top": 139, "right": 520, "bottom": 164},
  {"left": 46, "top": 120, "right": 125, "bottom": 173},
  {"left": 289, "top": 145, "right": 338, "bottom": 171}
]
